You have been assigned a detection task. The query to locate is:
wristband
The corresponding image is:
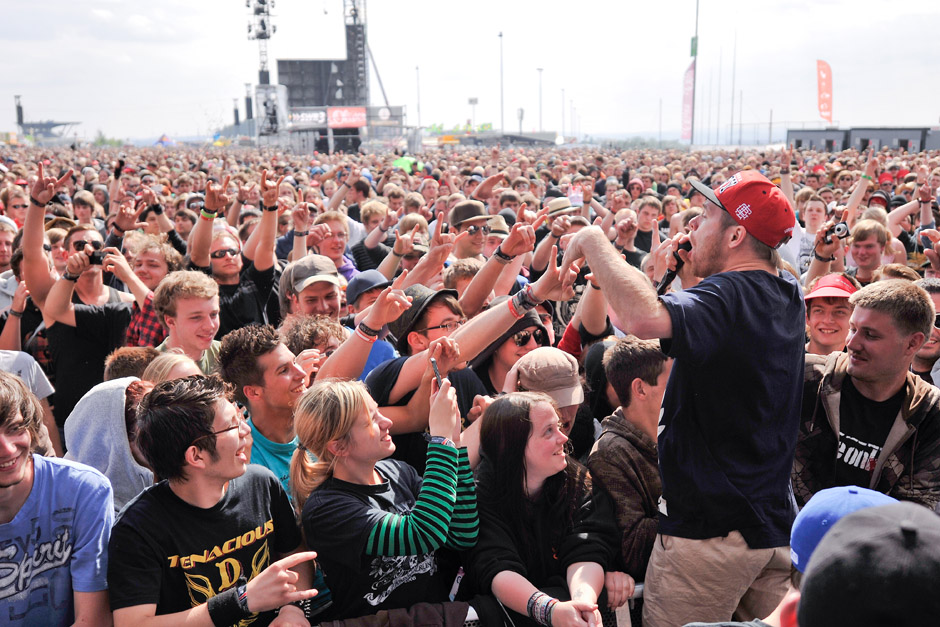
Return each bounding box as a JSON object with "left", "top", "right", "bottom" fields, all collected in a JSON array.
[
  {"left": 355, "top": 326, "right": 378, "bottom": 344},
  {"left": 391, "top": 250, "right": 404, "bottom": 258},
  {"left": 506, "top": 296, "right": 524, "bottom": 320},
  {"left": 493, "top": 246, "right": 514, "bottom": 264},
  {"left": 30, "top": 195, "right": 45, "bottom": 207},
  {"left": 111, "top": 223, "right": 127, "bottom": 235},
  {"left": 589, "top": 281, "right": 602, "bottom": 290},
  {"left": 149, "top": 203, "right": 164, "bottom": 215},
  {"left": 207, "top": 579, "right": 251, "bottom": 626},
  {"left": 813, "top": 251, "right": 835, "bottom": 263},
  {"left": 519, "top": 284, "right": 541, "bottom": 308},
  {"left": 920, "top": 200, "right": 932, "bottom": 205},
  {"left": 263, "top": 204, "right": 278, "bottom": 212},
  {"left": 548, "top": 232, "right": 561, "bottom": 240},
  {"left": 527, "top": 591, "right": 559, "bottom": 626},
  {"left": 62, "top": 271, "right": 81, "bottom": 282},
  {"left": 8, "top": 310, "right": 23, "bottom": 318},
  {"left": 294, "top": 230, "right": 309, "bottom": 237},
  {"left": 378, "top": 225, "right": 389, "bottom": 233},
  {"left": 862, "top": 175, "right": 873, "bottom": 181},
  {"left": 358, "top": 321, "right": 381, "bottom": 337},
  {"left": 424, "top": 434, "right": 457, "bottom": 449},
  {"left": 200, "top": 209, "right": 217, "bottom": 221}
]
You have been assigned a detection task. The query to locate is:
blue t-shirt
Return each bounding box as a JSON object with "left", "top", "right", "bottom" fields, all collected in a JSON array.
[
  {"left": 248, "top": 418, "right": 301, "bottom": 498},
  {"left": 657, "top": 270, "right": 804, "bottom": 549},
  {"left": 0, "top": 455, "right": 113, "bottom": 626}
]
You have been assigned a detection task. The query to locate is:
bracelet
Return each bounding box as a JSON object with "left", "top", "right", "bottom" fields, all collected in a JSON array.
[
  {"left": 111, "top": 223, "right": 127, "bottom": 235},
  {"left": 506, "top": 296, "right": 524, "bottom": 320},
  {"left": 358, "top": 321, "right": 381, "bottom": 337},
  {"left": 862, "top": 175, "right": 872, "bottom": 181},
  {"left": 355, "top": 326, "right": 378, "bottom": 343},
  {"left": 425, "top": 434, "right": 457, "bottom": 449},
  {"left": 519, "top": 284, "right": 541, "bottom": 308},
  {"left": 30, "top": 195, "right": 45, "bottom": 207},
  {"left": 207, "top": 578, "right": 251, "bottom": 626},
  {"left": 527, "top": 591, "right": 559, "bottom": 626},
  {"left": 589, "top": 281, "right": 602, "bottom": 291},
  {"left": 548, "top": 232, "right": 561, "bottom": 240},
  {"left": 813, "top": 251, "right": 835, "bottom": 263},
  {"left": 62, "top": 271, "right": 81, "bottom": 282},
  {"left": 920, "top": 200, "right": 932, "bottom": 205},
  {"left": 378, "top": 225, "right": 389, "bottom": 233},
  {"left": 149, "top": 203, "right": 164, "bottom": 215},
  {"left": 391, "top": 250, "right": 403, "bottom": 258},
  {"left": 200, "top": 209, "right": 217, "bottom": 221},
  {"left": 8, "top": 310, "right": 23, "bottom": 318},
  {"left": 493, "top": 246, "right": 514, "bottom": 264},
  {"left": 294, "top": 230, "right": 309, "bottom": 237},
  {"left": 263, "top": 204, "right": 278, "bottom": 212},
  {"left": 235, "top": 580, "right": 250, "bottom": 614}
]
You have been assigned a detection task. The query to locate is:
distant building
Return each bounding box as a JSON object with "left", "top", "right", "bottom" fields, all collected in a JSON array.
[{"left": 787, "top": 126, "right": 940, "bottom": 152}]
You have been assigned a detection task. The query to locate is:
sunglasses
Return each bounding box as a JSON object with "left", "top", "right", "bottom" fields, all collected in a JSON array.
[
  {"left": 935, "top": 314, "right": 940, "bottom": 329},
  {"left": 72, "top": 239, "right": 102, "bottom": 252},
  {"left": 10, "top": 204, "right": 28, "bottom": 210},
  {"left": 512, "top": 327, "right": 547, "bottom": 347},
  {"left": 210, "top": 248, "right": 240, "bottom": 259},
  {"left": 43, "top": 243, "right": 52, "bottom": 252},
  {"left": 189, "top": 201, "right": 205, "bottom": 210},
  {"left": 465, "top": 225, "right": 491, "bottom": 236}
]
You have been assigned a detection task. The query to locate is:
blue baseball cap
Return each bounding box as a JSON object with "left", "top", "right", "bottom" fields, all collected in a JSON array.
[{"left": 790, "top": 486, "right": 897, "bottom": 573}]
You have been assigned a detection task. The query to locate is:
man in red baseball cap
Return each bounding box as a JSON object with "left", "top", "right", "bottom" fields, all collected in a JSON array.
[
  {"left": 562, "top": 170, "right": 804, "bottom": 626},
  {"left": 805, "top": 273, "right": 860, "bottom": 356}
]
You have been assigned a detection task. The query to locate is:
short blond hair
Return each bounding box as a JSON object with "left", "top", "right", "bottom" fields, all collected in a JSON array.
[{"left": 153, "top": 270, "right": 219, "bottom": 327}]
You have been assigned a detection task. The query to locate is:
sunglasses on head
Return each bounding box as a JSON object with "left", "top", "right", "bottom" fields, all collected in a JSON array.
[
  {"left": 512, "top": 327, "right": 547, "bottom": 347},
  {"left": 72, "top": 239, "right": 102, "bottom": 252},
  {"left": 210, "top": 248, "right": 240, "bottom": 259},
  {"left": 465, "top": 224, "right": 491, "bottom": 236}
]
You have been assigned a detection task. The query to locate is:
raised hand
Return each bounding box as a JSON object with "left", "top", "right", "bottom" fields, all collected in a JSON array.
[
  {"left": 260, "top": 169, "right": 286, "bottom": 209},
  {"left": 112, "top": 199, "right": 148, "bottom": 234},
  {"left": 205, "top": 175, "right": 232, "bottom": 212},
  {"left": 499, "top": 220, "right": 536, "bottom": 258},
  {"left": 30, "top": 163, "right": 73, "bottom": 207},
  {"left": 237, "top": 182, "right": 257, "bottom": 204},
  {"left": 428, "top": 378, "right": 459, "bottom": 444},
  {"left": 393, "top": 224, "right": 421, "bottom": 257},
  {"left": 531, "top": 245, "right": 579, "bottom": 302},
  {"left": 291, "top": 203, "right": 311, "bottom": 233},
  {"left": 101, "top": 247, "right": 133, "bottom": 282},
  {"left": 363, "top": 270, "right": 412, "bottom": 328}
]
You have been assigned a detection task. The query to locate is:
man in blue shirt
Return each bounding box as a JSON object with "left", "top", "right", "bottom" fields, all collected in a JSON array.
[
  {"left": 564, "top": 171, "right": 803, "bottom": 627},
  {"left": 0, "top": 371, "right": 113, "bottom": 626}
]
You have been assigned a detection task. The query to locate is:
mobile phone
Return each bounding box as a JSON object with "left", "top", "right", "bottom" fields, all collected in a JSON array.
[{"left": 430, "top": 358, "right": 443, "bottom": 388}]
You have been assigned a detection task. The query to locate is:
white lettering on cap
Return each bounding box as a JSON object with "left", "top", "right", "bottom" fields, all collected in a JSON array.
[{"left": 735, "top": 203, "right": 752, "bottom": 220}]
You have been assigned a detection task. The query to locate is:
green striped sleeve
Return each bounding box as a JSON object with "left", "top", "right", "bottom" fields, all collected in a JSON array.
[
  {"left": 365, "top": 443, "right": 459, "bottom": 556},
  {"left": 445, "top": 447, "right": 479, "bottom": 550}
]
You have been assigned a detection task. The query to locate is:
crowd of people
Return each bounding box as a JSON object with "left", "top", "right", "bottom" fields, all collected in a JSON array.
[{"left": 2, "top": 141, "right": 940, "bottom": 626}]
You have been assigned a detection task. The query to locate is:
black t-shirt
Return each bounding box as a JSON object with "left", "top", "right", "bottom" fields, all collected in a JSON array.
[
  {"left": 634, "top": 229, "right": 653, "bottom": 253},
  {"left": 190, "top": 258, "right": 276, "bottom": 339},
  {"left": 365, "top": 356, "right": 486, "bottom": 473},
  {"left": 835, "top": 377, "right": 902, "bottom": 489},
  {"left": 108, "top": 465, "right": 301, "bottom": 624},
  {"left": 302, "top": 459, "right": 448, "bottom": 620},
  {"left": 46, "top": 301, "right": 133, "bottom": 427}
]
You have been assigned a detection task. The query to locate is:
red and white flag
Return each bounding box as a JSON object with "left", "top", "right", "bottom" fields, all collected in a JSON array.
[{"left": 817, "top": 60, "right": 833, "bottom": 123}]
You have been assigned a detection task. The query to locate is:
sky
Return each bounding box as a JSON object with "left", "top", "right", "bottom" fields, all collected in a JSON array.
[{"left": 3, "top": 0, "right": 939, "bottom": 143}]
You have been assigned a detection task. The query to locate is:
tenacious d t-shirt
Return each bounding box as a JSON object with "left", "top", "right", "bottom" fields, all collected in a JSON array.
[
  {"left": 835, "top": 376, "right": 901, "bottom": 489},
  {"left": 108, "top": 465, "right": 300, "bottom": 625}
]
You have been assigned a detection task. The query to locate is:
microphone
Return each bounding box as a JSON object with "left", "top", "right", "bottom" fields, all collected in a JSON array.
[{"left": 656, "top": 240, "right": 693, "bottom": 295}]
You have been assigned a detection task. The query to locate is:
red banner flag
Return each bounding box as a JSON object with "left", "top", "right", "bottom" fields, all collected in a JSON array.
[
  {"left": 817, "top": 60, "right": 833, "bottom": 123},
  {"left": 681, "top": 60, "right": 695, "bottom": 141}
]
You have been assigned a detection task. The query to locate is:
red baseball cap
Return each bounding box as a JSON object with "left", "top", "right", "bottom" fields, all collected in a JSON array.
[
  {"left": 689, "top": 171, "right": 795, "bottom": 248},
  {"left": 878, "top": 172, "right": 894, "bottom": 184},
  {"left": 805, "top": 273, "right": 858, "bottom": 301}
]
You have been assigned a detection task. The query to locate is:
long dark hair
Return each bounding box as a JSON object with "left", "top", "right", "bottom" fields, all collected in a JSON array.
[{"left": 477, "top": 392, "right": 589, "bottom": 559}]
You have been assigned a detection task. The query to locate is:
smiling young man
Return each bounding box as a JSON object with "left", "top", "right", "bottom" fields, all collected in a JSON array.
[
  {"left": 794, "top": 280, "right": 940, "bottom": 511},
  {"left": 845, "top": 220, "right": 887, "bottom": 287},
  {"left": 107, "top": 375, "right": 320, "bottom": 626},
  {"left": 0, "top": 371, "right": 114, "bottom": 626},
  {"left": 152, "top": 270, "right": 221, "bottom": 374},
  {"left": 804, "top": 273, "right": 860, "bottom": 356},
  {"left": 218, "top": 325, "right": 308, "bottom": 495}
]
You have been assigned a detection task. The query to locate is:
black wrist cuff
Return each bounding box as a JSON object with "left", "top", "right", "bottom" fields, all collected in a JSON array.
[
  {"left": 813, "top": 251, "right": 835, "bottom": 263},
  {"left": 30, "top": 195, "right": 45, "bottom": 207},
  {"left": 358, "top": 322, "right": 381, "bottom": 337},
  {"left": 207, "top": 580, "right": 250, "bottom": 626},
  {"left": 149, "top": 203, "right": 164, "bottom": 215},
  {"left": 62, "top": 271, "right": 81, "bottom": 282},
  {"left": 263, "top": 204, "right": 278, "bottom": 212}
]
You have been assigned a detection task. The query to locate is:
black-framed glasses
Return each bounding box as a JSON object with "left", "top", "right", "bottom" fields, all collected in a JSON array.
[
  {"left": 415, "top": 319, "right": 465, "bottom": 334},
  {"left": 10, "top": 203, "right": 28, "bottom": 210},
  {"left": 72, "top": 239, "right": 102, "bottom": 252},
  {"left": 512, "top": 327, "right": 547, "bottom": 347},
  {"left": 189, "top": 415, "right": 247, "bottom": 447},
  {"left": 210, "top": 248, "right": 240, "bottom": 259},
  {"left": 935, "top": 314, "right": 940, "bottom": 329}
]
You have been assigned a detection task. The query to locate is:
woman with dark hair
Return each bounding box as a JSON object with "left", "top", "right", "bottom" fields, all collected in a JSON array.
[{"left": 469, "top": 392, "right": 624, "bottom": 627}]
